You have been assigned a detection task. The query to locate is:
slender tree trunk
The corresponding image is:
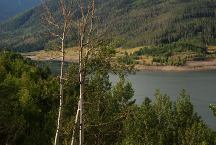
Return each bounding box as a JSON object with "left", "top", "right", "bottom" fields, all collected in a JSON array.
[
  {"left": 43, "top": 1, "right": 72, "bottom": 144},
  {"left": 71, "top": 1, "right": 95, "bottom": 144},
  {"left": 71, "top": 101, "right": 80, "bottom": 145},
  {"left": 79, "top": 79, "right": 84, "bottom": 145},
  {"left": 79, "top": 37, "right": 84, "bottom": 145},
  {"left": 54, "top": 33, "right": 65, "bottom": 145}
]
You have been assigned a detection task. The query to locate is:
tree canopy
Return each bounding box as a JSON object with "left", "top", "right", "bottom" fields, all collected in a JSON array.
[{"left": 0, "top": 52, "right": 216, "bottom": 145}]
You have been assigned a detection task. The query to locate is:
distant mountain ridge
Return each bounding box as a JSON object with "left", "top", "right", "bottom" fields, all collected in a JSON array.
[
  {"left": 0, "top": 0, "right": 40, "bottom": 21},
  {"left": 0, "top": 0, "right": 216, "bottom": 52}
]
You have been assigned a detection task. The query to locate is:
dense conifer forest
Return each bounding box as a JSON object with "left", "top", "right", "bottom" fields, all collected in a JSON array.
[{"left": 0, "top": 0, "right": 216, "bottom": 52}]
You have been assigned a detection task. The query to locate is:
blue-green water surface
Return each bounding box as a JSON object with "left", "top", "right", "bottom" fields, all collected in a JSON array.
[
  {"left": 38, "top": 61, "right": 216, "bottom": 129},
  {"left": 110, "top": 71, "right": 216, "bottom": 129}
]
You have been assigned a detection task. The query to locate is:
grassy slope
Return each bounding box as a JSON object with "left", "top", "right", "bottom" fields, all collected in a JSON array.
[{"left": 22, "top": 45, "right": 216, "bottom": 72}]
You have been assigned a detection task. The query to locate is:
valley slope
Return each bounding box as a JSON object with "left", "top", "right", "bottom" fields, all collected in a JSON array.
[
  {"left": 0, "top": 0, "right": 216, "bottom": 52},
  {"left": 0, "top": 0, "right": 41, "bottom": 21}
]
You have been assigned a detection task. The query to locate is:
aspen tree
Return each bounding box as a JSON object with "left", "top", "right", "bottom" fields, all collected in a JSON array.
[
  {"left": 71, "top": 0, "right": 95, "bottom": 145},
  {"left": 42, "top": 0, "right": 72, "bottom": 144}
]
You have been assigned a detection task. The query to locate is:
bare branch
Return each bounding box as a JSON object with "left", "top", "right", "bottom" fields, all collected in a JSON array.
[{"left": 42, "top": 1, "right": 73, "bottom": 145}]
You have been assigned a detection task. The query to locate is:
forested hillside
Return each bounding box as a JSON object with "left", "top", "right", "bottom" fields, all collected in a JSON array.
[
  {"left": 0, "top": 0, "right": 216, "bottom": 52},
  {"left": 0, "top": 0, "right": 40, "bottom": 21},
  {"left": 1, "top": 1, "right": 216, "bottom": 144}
]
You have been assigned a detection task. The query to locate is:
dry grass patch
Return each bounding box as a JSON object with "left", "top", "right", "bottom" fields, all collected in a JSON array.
[{"left": 208, "top": 45, "right": 216, "bottom": 53}]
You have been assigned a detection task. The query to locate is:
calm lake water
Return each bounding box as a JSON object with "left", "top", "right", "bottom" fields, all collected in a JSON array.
[
  {"left": 110, "top": 71, "right": 216, "bottom": 129},
  {"left": 37, "top": 61, "right": 216, "bottom": 129}
]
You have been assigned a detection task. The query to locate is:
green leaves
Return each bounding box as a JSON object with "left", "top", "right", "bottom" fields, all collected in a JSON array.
[
  {"left": 210, "top": 104, "right": 216, "bottom": 117},
  {"left": 18, "top": 88, "right": 31, "bottom": 106},
  {"left": 0, "top": 52, "right": 216, "bottom": 145},
  {"left": 122, "top": 90, "right": 215, "bottom": 145},
  {"left": 0, "top": 52, "right": 57, "bottom": 145}
]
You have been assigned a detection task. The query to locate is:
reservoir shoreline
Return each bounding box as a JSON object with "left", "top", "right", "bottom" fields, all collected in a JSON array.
[
  {"left": 135, "top": 58, "right": 216, "bottom": 72},
  {"left": 26, "top": 57, "right": 216, "bottom": 129},
  {"left": 25, "top": 54, "right": 216, "bottom": 72}
]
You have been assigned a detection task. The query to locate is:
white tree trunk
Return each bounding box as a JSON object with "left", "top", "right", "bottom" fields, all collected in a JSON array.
[
  {"left": 70, "top": 101, "right": 80, "bottom": 145},
  {"left": 54, "top": 36, "right": 65, "bottom": 145},
  {"left": 79, "top": 38, "right": 84, "bottom": 145}
]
